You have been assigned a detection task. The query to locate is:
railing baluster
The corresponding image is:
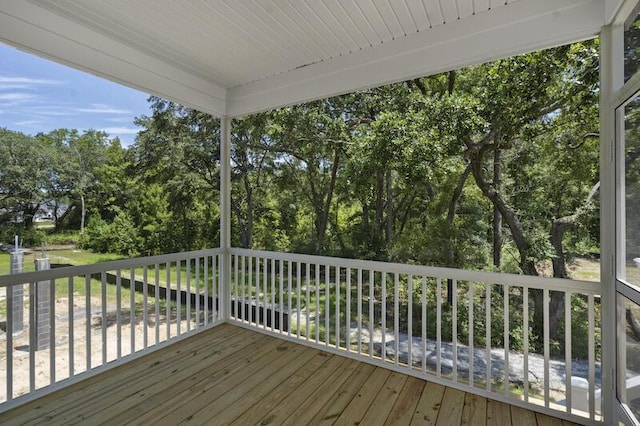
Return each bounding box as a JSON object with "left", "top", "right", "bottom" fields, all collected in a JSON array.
[
  {"left": 315, "top": 263, "right": 320, "bottom": 343},
  {"left": 288, "top": 260, "right": 292, "bottom": 338},
  {"left": 436, "top": 277, "right": 442, "bottom": 377},
  {"left": 143, "top": 265, "right": 148, "bottom": 349},
  {"left": 280, "top": 260, "right": 284, "bottom": 335},
  {"left": 326, "top": 265, "right": 331, "bottom": 346},
  {"left": 50, "top": 278, "right": 56, "bottom": 385},
  {"left": 29, "top": 281, "right": 35, "bottom": 392},
  {"left": 101, "top": 271, "right": 108, "bottom": 364},
  {"left": 86, "top": 274, "right": 92, "bottom": 369},
  {"left": 523, "top": 286, "right": 529, "bottom": 402},
  {"left": 116, "top": 270, "right": 122, "bottom": 359},
  {"left": 263, "top": 258, "right": 268, "bottom": 330},
  {"left": 155, "top": 264, "right": 160, "bottom": 344},
  {"left": 346, "top": 267, "right": 351, "bottom": 351},
  {"left": 195, "top": 257, "right": 201, "bottom": 327},
  {"left": 468, "top": 281, "right": 474, "bottom": 387},
  {"left": 166, "top": 262, "right": 170, "bottom": 340},
  {"left": 68, "top": 276, "right": 74, "bottom": 378},
  {"left": 305, "top": 262, "right": 310, "bottom": 341},
  {"left": 421, "top": 276, "right": 426, "bottom": 373},
  {"left": 394, "top": 273, "right": 399, "bottom": 366},
  {"left": 452, "top": 279, "right": 457, "bottom": 381},
  {"left": 251, "top": 257, "right": 262, "bottom": 326},
  {"left": 408, "top": 274, "right": 412, "bottom": 368},
  {"left": 214, "top": 254, "right": 219, "bottom": 322},
  {"left": 357, "top": 268, "right": 362, "bottom": 356},
  {"left": 504, "top": 284, "right": 509, "bottom": 396},
  {"left": 369, "top": 270, "right": 374, "bottom": 358},
  {"left": 297, "top": 261, "right": 301, "bottom": 339},
  {"left": 130, "top": 267, "right": 135, "bottom": 351},
  {"left": 238, "top": 256, "right": 244, "bottom": 324},
  {"left": 565, "top": 290, "right": 572, "bottom": 413},
  {"left": 486, "top": 283, "right": 491, "bottom": 392},
  {"left": 247, "top": 256, "right": 252, "bottom": 324},
  {"left": 382, "top": 272, "right": 386, "bottom": 362},
  {"left": 272, "top": 258, "right": 276, "bottom": 332},
  {"left": 335, "top": 266, "right": 340, "bottom": 349},
  {"left": 204, "top": 257, "right": 209, "bottom": 326},
  {"left": 543, "top": 288, "right": 550, "bottom": 408},
  {"left": 588, "top": 294, "right": 595, "bottom": 419},
  {"left": 176, "top": 260, "right": 181, "bottom": 336},
  {"left": 258, "top": 258, "right": 267, "bottom": 329},
  {"left": 7, "top": 283, "right": 13, "bottom": 401},
  {"left": 186, "top": 260, "right": 190, "bottom": 332}
]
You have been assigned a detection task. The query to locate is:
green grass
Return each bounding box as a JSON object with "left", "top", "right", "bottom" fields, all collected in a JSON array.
[{"left": 0, "top": 249, "right": 211, "bottom": 322}]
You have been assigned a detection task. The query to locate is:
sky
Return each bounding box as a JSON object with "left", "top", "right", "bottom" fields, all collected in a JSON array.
[{"left": 0, "top": 42, "right": 151, "bottom": 146}]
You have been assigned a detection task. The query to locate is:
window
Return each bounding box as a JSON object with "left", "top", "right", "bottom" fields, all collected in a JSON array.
[
  {"left": 623, "top": 94, "right": 640, "bottom": 288},
  {"left": 625, "top": 8, "right": 640, "bottom": 82}
]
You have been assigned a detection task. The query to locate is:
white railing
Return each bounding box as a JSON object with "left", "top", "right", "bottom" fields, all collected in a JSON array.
[
  {"left": 228, "top": 248, "right": 603, "bottom": 424},
  {"left": 0, "top": 248, "right": 223, "bottom": 410}
]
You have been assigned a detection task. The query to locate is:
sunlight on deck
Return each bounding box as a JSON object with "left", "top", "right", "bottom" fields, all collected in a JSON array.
[{"left": 0, "top": 324, "right": 581, "bottom": 425}]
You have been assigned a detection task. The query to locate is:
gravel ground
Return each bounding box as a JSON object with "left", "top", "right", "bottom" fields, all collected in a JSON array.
[{"left": 353, "top": 327, "right": 602, "bottom": 396}]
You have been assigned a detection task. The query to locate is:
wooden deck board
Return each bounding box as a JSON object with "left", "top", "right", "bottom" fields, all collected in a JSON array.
[
  {"left": 385, "top": 376, "right": 426, "bottom": 426},
  {"left": 461, "top": 393, "right": 487, "bottom": 426},
  {"left": 412, "top": 381, "right": 446, "bottom": 425},
  {"left": 0, "top": 324, "right": 589, "bottom": 426}
]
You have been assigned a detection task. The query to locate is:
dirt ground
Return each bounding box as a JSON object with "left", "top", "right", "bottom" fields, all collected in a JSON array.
[{"left": 0, "top": 293, "right": 195, "bottom": 402}]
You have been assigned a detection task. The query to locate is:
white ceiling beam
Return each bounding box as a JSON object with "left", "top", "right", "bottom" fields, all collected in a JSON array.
[
  {"left": 0, "top": 1, "right": 227, "bottom": 117},
  {"left": 227, "top": 0, "right": 604, "bottom": 117}
]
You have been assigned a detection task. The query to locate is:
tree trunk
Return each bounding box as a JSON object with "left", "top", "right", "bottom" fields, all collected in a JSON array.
[
  {"left": 493, "top": 149, "right": 502, "bottom": 268},
  {"left": 80, "top": 194, "right": 86, "bottom": 232},
  {"left": 550, "top": 216, "right": 574, "bottom": 278},
  {"left": 386, "top": 168, "right": 393, "bottom": 247},
  {"left": 375, "top": 169, "right": 385, "bottom": 255},
  {"left": 469, "top": 149, "right": 538, "bottom": 276},
  {"left": 316, "top": 150, "right": 340, "bottom": 254}
]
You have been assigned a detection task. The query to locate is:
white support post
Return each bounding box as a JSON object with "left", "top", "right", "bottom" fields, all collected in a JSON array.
[
  {"left": 599, "top": 23, "right": 623, "bottom": 425},
  {"left": 220, "top": 116, "right": 232, "bottom": 321}
]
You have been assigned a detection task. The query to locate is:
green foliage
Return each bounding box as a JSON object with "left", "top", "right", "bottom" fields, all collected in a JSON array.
[{"left": 79, "top": 212, "right": 139, "bottom": 256}]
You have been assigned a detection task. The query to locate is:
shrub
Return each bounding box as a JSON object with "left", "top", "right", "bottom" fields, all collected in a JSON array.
[{"left": 79, "top": 212, "right": 140, "bottom": 256}]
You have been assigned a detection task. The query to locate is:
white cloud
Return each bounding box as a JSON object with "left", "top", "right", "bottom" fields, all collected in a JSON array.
[
  {"left": 77, "top": 103, "right": 131, "bottom": 114},
  {"left": 105, "top": 117, "right": 132, "bottom": 123},
  {"left": 24, "top": 107, "right": 74, "bottom": 116},
  {"left": 0, "top": 76, "right": 62, "bottom": 85},
  {"left": 14, "top": 120, "right": 42, "bottom": 126},
  {"left": 0, "top": 93, "right": 36, "bottom": 101},
  {"left": 100, "top": 127, "right": 139, "bottom": 135}
]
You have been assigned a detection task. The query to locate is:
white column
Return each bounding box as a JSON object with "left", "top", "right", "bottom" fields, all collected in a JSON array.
[
  {"left": 220, "top": 116, "right": 232, "bottom": 321},
  {"left": 599, "top": 23, "right": 623, "bottom": 424}
]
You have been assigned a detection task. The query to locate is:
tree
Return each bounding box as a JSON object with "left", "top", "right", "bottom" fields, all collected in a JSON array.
[
  {"left": 0, "top": 128, "right": 51, "bottom": 232},
  {"left": 133, "top": 97, "right": 220, "bottom": 251}
]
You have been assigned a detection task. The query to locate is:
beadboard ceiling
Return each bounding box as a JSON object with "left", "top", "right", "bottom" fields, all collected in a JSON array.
[{"left": 0, "top": 0, "right": 614, "bottom": 117}]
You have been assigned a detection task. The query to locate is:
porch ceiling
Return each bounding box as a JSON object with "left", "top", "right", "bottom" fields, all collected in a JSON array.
[{"left": 0, "top": 0, "right": 613, "bottom": 117}]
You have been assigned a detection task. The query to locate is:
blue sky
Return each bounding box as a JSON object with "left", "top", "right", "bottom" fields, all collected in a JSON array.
[{"left": 0, "top": 43, "right": 150, "bottom": 146}]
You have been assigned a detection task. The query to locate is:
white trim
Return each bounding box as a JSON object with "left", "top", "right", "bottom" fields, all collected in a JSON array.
[
  {"left": 0, "top": 248, "right": 222, "bottom": 287},
  {"left": 229, "top": 248, "right": 601, "bottom": 293},
  {"left": 219, "top": 117, "right": 232, "bottom": 320},
  {"left": 600, "top": 23, "right": 620, "bottom": 425},
  {"left": 226, "top": 0, "right": 603, "bottom": 117}
]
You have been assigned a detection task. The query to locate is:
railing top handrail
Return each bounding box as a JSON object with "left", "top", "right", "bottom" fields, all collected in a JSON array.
[
  {"left": 0, "top": 248, "right": 223, "bottom": 287},
  {"left": 229, "top": 248, "right": 602, "bottom": 294}
]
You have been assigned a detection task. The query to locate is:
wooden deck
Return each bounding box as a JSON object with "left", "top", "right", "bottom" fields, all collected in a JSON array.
[{"left": 0, "top": 324, "right": 579, "bottom": 426}]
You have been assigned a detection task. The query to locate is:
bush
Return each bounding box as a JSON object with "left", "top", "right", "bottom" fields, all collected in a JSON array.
[
  {"left": 79, "top": 212, "right": 140, "bottom": 256},
  {"left": 0, "top": 223, "right": 45, "bottom": 247}
]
